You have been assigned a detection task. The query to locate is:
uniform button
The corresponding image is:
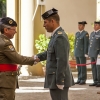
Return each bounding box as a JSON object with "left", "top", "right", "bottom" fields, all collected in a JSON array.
[
  {"left": 53, "top": 72, "right": 55, "bottom": 74},
  {"left": 62, "top": 81, "right": 64, "bottom": 82},
  {"left": 12, "top": 73, "right": 14, "bottom": 75}
]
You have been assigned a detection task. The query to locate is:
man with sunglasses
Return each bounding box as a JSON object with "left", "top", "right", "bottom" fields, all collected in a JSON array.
[{"left": 0, "top": 17, "right": 39, "bottom": 100}]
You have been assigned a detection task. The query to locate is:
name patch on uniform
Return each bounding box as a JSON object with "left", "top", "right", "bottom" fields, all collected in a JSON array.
[
  {"left": 95, "top": 35, "right": 100, "bottom": 37},
  {"left": 9, "top": 45, "right": 14, "bottom": 51}
]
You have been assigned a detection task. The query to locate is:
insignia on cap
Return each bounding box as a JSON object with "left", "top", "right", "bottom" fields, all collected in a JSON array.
[
  {"left": 9, "top": 45, "right": 14, "bottom": 51},
  {"left": 9, "top": 20, "right": 13, "bottom": 24},
  {"left": 58, "top": 31, "right": 62, "bottom": 34}
]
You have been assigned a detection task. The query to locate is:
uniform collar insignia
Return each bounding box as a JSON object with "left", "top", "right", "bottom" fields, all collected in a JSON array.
[{"left": 58, "top": 31, "right": 62, "bottom": 34}]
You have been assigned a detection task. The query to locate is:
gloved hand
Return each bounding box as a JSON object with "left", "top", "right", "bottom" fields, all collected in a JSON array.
[
  {"left": 56, "top": 84, "right": 64, "bottom": 90},
  {"left": 85, "top": 54, "right": 88, "bottom": 57},
  {"left": 98, "top": 55, "right": 100, "bottom": 58},
  {"left": 33, "top": 55, "right": 40, "bottom": 64}
]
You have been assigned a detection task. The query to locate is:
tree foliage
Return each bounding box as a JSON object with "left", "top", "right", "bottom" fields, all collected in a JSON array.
[{"left": 0, "top": 0, "right": 6, "bottom": 17}]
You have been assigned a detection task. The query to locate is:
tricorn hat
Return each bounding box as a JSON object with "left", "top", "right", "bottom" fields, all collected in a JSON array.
[{"left": 42, "top": 8, "right": 58, "bottom": 20}]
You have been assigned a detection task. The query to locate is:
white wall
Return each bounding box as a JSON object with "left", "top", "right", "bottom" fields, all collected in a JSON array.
[{"left": 45, "top": 0, "right": 96, "bottom": 33}]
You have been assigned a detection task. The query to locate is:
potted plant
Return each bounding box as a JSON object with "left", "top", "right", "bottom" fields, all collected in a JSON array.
[
  {"left": 35, "top": 34, "right": 50, "bottom": 71},
  {"left": 67, "top": 33, "right": 76, "bottom": 68}
]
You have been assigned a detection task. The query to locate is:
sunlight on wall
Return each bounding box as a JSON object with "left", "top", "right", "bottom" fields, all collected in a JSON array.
[
  {"left": 7, "top": 0, "right": 16, "bottom": 46},
  {"left": 97, "top": 0, "right": 100, "bottom": 20}
]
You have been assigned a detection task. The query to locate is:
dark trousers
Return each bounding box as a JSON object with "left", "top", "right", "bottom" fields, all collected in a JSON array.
[
  {"left": 50, "top": 87, "right": 69, "bottom": 100},
  {"left": 76, "top": 57, "right": 87, "bottom": 82},
  {"left": 0, "top": 87, "right": 15, "bottom": 100},
  {"left": 91, "top": 57, "right": 100, "bottom": 83}
]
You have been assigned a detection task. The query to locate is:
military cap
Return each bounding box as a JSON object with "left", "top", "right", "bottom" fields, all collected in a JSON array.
[
  {"left": 42, "top": 8, "right": 58, "bottom": 20},
  {"left": 94, "top": 21, "right": 100, "bottom": 24},
  {"left": 0, "top": 17, "right": 17, "bottom": 27},
  {"left": 78, "top": 21, "right": 87, "bottom": 24}
]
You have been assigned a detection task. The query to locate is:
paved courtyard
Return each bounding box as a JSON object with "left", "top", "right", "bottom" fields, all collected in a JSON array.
[{"left": 15, "top": 71, "right": 100, "bottom": 100}]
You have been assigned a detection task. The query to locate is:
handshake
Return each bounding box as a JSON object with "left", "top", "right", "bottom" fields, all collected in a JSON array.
[{"left": 33, "top": 55, "right": 40, "bottom": 64}]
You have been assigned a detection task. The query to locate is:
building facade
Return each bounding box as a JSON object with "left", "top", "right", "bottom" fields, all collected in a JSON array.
[{"left": 6, "top": 0, "right": 98, "bottom": 76}]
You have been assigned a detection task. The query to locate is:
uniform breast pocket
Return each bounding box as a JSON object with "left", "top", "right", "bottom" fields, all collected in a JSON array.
[
  {"left": 95, "top": 35, "right": 100, "bottom": 37},
  {"left": 47, "top": 47, "right": 56, "bottom": 61},
  {"left": 48, "top": 47, "right": 55, "bottom": 53},
  {"left": 95, "top": 35, "right": 100, "bottom": 39}
]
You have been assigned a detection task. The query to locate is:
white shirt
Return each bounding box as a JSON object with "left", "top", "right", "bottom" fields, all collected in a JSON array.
[
  {"left": 51, "top": 26, "right": 61, "bottom": 36},
  {"left": 79, "top": 30, "right": 84, "bottom": 34}
]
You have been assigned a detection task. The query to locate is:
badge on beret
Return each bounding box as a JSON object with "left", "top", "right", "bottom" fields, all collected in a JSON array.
[
  {"left": 9, "top": 45, "right": 14, "bottom": 51},
  {"left": 9, "top": 20, "right": 13, "bottom": 24},
  {"left": 58, "top": 31, "right": 62, "bottom": 34}
]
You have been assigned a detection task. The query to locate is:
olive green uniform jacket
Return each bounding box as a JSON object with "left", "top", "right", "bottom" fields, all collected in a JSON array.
[
  {"left": 37, "top": 27, "right": 74, "bottom": 89},
  {"left": 0, "top": 34, "right": 35, "bottom": 89}
]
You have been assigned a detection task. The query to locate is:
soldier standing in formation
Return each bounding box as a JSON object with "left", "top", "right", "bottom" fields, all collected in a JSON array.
[
  {"left": 0, "top": 17, "right": 39, "bottom": 100},
  {"left": 74, "top": 21, "right": 89, "bottom": 85},
  {"left": 36, "top": 8, "right": 74, "bottom": 100},
  {"left": 88, "top": 21, "right": 100, "bottom": 87}
]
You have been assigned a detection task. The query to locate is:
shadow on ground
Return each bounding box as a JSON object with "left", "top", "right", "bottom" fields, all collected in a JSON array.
[{"left": 15, "top": 71, "right": 100, "bottom": 100}]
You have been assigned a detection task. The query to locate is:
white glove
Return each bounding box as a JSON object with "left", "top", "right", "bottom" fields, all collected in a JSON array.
[
  {"left": 57, "top": 85, "right": 64, "bottom": 90},
  {"left": 34, "top": 55, "right": 38, "bottom": 64},
  {"left": 85, "top": 54, "right": 88, "bottom": 57},
  {"left": 98, "top": 55, "right": 100, "bottom": 58}
]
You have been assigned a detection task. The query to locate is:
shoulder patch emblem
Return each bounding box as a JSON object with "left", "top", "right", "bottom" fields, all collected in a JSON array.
[
  {"left": 86, "top": 34, "right": 89, "bottom": 37},
  {"left": 9, "top": 45, "right": 14, "bottom": 51},
  {"left": 58, "top": 31, "right": 62, "bottom": 34}
]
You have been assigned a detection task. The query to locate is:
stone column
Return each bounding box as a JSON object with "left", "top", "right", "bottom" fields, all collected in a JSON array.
[
  {"left": 20, "top": 0, "right": 34, "bottom": 76},
  {"left": 97, "top": 0, "right": 100, "bottom": 20},
  {"left": 6, "top": 0, "right": 16, "bottom": 46}
]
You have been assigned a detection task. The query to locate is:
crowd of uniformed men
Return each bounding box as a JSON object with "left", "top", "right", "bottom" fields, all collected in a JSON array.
[{"left": 74, "top": 21, "right": 100, "bottom": 93}]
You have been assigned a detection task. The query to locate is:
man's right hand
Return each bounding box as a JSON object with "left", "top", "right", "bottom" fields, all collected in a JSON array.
[{"left": 33, "top": 55, "right": 40, "bottom": 64}]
